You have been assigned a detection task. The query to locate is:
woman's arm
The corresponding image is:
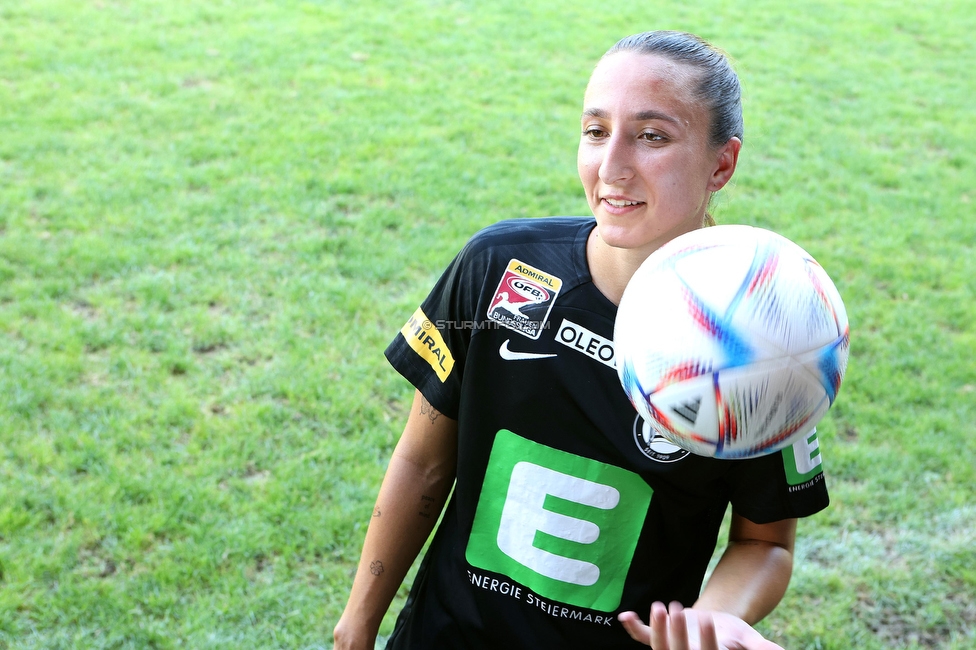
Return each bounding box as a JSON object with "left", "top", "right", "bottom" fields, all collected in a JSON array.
[
  {"left": 333, "top": 390, "right": 459, "bottom": 650},
  {"left": 694, "top": 513, "right": 796, "bottom": 622},
  {"left": 619, "top": 513, "right": 796, "bottom": 649}
]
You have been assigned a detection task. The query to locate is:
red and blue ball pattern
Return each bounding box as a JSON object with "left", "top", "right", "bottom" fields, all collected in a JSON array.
[{"left": 615, "top": 225, "right": 850, "bottom": 459}]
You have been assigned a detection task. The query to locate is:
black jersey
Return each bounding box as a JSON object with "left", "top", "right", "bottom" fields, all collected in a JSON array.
[{"left": 384, "top": 217, "right": 829, "bottom": 649}]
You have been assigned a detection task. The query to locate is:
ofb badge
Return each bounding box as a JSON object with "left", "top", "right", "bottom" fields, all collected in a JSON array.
[{"left": 487, "top": 259, "right": 562, "bottom": 340}]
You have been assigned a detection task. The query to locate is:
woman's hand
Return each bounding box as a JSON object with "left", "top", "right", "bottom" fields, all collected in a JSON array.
[
  {"left": 618, "top": 601, "right": 784, "bottom": 650},
  {"left": 332, "top": 616, "right": 377, "bottom": 650}
]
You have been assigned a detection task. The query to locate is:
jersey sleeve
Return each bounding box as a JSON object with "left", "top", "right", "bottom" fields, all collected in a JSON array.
[
  {"left": 724, "top": 427, "right": 830, "bottom": 523},
  {"left": 384, "top": 238, "right": 490, "bottom": 420}
]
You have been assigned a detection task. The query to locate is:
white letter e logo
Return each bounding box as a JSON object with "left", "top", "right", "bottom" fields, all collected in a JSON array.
[{"left": 495, "top": 462, "right": 619, "bottom": 586}]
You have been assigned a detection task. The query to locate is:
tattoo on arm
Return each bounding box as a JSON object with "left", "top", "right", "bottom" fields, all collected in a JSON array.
[
  {"left": 372, "top": 506, "right": 381, "bottom": 518},
  {"left": 419, "top": 494, "right": 435, "bottom": 519},
  {"left": 419, "top": 397, "right": 441, "bottom": 424},
  {"left": 369, "top": 560, "right": 385, "bottom": 576}
]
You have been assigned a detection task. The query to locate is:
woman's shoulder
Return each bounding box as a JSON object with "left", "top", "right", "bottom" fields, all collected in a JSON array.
[{"left": 463, "top": 216, "right": 594, "bottom": 255}]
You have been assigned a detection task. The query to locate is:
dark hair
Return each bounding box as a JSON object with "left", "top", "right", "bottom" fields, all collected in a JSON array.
[{"left": 605, "top": 31, "right": 743, "bottom": 149}]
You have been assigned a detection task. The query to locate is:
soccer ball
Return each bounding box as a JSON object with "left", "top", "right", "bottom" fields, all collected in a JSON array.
[{"left": 614, "top": 225, "right": 850, "bottom": 459}]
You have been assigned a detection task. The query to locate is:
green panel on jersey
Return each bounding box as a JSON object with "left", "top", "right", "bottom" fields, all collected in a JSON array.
[
  {"left": 466, "top": 429, "right": 652, "bottom": 611},
  {"left": 782, "top": 428, "right": 824, "bottom": 485}
]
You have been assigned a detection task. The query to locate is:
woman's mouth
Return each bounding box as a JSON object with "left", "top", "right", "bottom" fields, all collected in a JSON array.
[{"left": 601, "top": 197, "right": 644, "bottom": 214}]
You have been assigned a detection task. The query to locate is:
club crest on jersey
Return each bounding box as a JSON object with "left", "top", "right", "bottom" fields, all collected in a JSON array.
[
  {"left": 487, "top": 259, "right": 563, "bottom": 340},
  {"left": 633, "top": 415, "right": 690, "bottom": 463}
]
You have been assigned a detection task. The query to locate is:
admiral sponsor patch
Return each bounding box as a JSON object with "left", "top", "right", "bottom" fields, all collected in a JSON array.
[
  {"left": 487, "top": 260, "right": 562, "bottom": 340},
  {"left": 400, "top": 307, "right": 455, "bottom": 382}
]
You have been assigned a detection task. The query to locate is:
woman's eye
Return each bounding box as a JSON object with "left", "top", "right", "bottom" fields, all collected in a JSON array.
[
  {"left": 640, "top": 132, "right": 665, "bottom": 142},
  {"left": 583, "top": 127, "right": 608, "bottom": 139}
]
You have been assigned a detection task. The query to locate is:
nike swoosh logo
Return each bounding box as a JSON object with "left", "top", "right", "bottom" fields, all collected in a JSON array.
[{"left": 499, "top": 339, "right": 557, "bottom": 361}]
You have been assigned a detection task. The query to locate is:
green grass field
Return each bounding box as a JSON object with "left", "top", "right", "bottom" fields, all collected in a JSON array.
[{"left": 1, "top": 0, "right": 974, "bottom": 648}]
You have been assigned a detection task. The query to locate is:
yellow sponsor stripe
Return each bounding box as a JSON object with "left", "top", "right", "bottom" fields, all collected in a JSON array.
[
  {"left": 510, "top": 260, "right": 563, "bottom": 290},
  {"left": 399, "top": 307, "right": 455, "bottom": 382}
]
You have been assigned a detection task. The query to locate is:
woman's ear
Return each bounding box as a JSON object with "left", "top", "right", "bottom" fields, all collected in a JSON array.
[{"left": 707, "top": 137, "right": 741, "bottom": 192}]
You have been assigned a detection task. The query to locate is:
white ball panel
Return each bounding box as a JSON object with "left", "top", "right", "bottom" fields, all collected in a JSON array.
[
  {"left": 670, "top": 243, "right": 758, "bottom": 315},
  {"left": 712, "top": 361, "right": 830, "bottom": 456}
]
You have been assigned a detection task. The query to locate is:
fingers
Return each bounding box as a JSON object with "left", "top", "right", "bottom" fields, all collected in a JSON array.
[
  {"left": 620, "top": 602, "right": 740, "bottom": 650},
  {"left": 668, "top": 601, "right": 690, "bottom": 648},
  {"left": 618, "top": 610, "right": 652, "bottom": 645},
  {"left": 697, "top": 611, "right": 719, "bottom": 650},
  {"left": 616, "top": 603, "right": 675, "bottom": 648},
  {"left": 758, "top": 640, "right": 786, "bottom": 650},
  {"left": 650, "top": 601, "right": 670, "bottom": 648}
]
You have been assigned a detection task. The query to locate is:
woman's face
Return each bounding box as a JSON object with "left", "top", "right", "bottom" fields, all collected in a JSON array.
[{"left": 578, "top": 51, "right": 739, "bottom": 256}]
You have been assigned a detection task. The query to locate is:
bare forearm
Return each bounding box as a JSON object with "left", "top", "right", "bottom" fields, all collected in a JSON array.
[
  {"left": 334, "top": 392, "right": 458, "bottom": 650},
  {"left": 620, "top": 515, "right": 797, "bottom": 645},
  {"left": 338, "top": 453, "right": 454, "bottom": 637},
  {"left": 619, "top": 530, "right": 794, "bottom": 647},
  {"left": 694, "top": 539, "right": 793, "bottom": 624}
]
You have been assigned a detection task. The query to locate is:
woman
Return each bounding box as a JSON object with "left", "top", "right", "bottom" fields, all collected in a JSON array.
[{"left": 334, "top": 31, "right": 828, "bottom": 650}]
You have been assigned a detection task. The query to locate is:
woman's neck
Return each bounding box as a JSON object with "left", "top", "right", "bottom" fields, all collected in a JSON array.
[{"left": 586, "top": 228, "right": 654, "bottom": 306}]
